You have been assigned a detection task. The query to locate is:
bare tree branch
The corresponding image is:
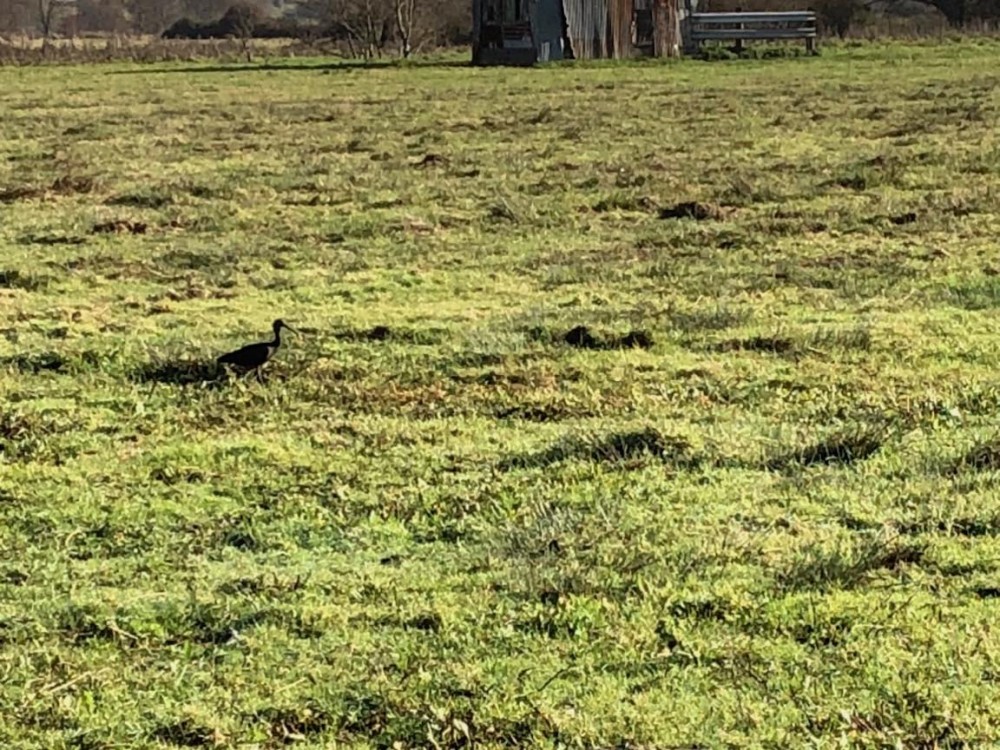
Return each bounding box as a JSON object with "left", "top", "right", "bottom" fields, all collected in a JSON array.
[{"left": 36, "top": 0, "right": 73, "bottom": 45}]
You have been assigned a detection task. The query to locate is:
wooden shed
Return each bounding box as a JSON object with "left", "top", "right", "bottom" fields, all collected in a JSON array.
[{"left": 472, "top": 0, "right": 688, "bottom": 65}]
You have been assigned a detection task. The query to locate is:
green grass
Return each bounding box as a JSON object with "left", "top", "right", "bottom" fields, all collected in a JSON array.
[{"left": 3, "top": 38, "right": 1000, "bottom": 748}]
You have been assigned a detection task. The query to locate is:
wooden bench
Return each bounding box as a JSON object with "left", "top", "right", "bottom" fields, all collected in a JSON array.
[{"left": 688, "top": 10, "right": 818, "bottom": 54}]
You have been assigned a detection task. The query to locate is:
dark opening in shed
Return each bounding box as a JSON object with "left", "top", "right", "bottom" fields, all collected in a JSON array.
[{"left": 472, "top": 0, "right": 691, "bottom": 64}]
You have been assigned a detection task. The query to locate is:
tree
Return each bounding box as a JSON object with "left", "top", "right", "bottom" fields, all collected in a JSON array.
[
  {"left": 303, "top": 0, "right": 394, "bottom": 58},
  {"left": 75, "top": 0, "right": 129, "bottom": 33},
  {"left": 914, "top": 0, "right": 967, "bottom": 24},
  {"left": 871, "top": 0, "right": 997, "bottom": 27},
  {"left": 36, "top": 0, "right": 74, "bottom": 42},
  {"left": 393, "top": 0, "right": 416, "bottom": 56},
  {"left": 222, "top": 2, "right": 267, "bottom": 60},
  {"left": 0, "top": 0, "right": 33, "bottom": 32},
  {"left": 127, "top": 0, "right": 184, "bottom": 33},
  {"left": 816, "top": 0, "right": 864, "bottom": 36}
]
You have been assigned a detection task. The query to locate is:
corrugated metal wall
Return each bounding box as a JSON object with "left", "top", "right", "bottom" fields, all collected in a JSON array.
[
  {"left": 562, "top": 0, "right": 608, "bottom": 59},
  {"left": 652, "top": 0, "right": 681, "bottom": 56},
  {"left": 563, "top": 0, "right": 645, "bottom": 59},
  {"left": 609, "top": 0, "right": 634, "bottom": 58},
  {"left": 474, "top": 0, "right": 679, "bottom": 62}
]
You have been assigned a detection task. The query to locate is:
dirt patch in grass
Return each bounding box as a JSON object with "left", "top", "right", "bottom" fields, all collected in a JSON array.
[
  {"left": 50, "top": 174, "right": 97, "bottom": 195},
  {"left": 151, "top": 718, "right": 220, "bottom": 747},
  {"left": 658, "top": 201, "right": 729, "bottom": 221},
  {"left": 563, "top": 325, "right": 654, "bottom": 351},
  {"left": 564, "top": 325, "right": 601, "bottom": 349},
  {"left": 412, "top": 153, "right": 446, "bottom": 168},
  {"left": 105, "top": 191, "right": 173, "bottom": 209},
  {"left": 92, "top": 219, "right": 148, "bottom": 235},
  {"left": 0, "top": 185, "right": 43, "bottom": 203},
  {"left": 0, "top": 174, "right": 95, "bottom": 202},
  {"left": 405, "top": 612, "right": 443, "bottom": 632},
  {"left": 494, "top": 402, "right": 586, "bottom": 422},
  {"left": 592, "top": 194, "right": 658, "bottom": 213}
]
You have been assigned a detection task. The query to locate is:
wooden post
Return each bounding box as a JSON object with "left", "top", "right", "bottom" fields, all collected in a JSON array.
[
  {"left": 805, "top": 6, "right": 817, "bottom": 54},
  {"left": 734, "top": 5, "right": 743, "bottom": 54},
  {"left": 679, "top": 0, "right": 698, "bottom": 55},
  {"left": 652, "top": 0, "right": 680, "bottom": 57}
]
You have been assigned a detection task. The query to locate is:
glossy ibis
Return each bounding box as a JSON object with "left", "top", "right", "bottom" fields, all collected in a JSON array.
[{"left": 217, "top": 319, "right": 298, "bottom": 382}]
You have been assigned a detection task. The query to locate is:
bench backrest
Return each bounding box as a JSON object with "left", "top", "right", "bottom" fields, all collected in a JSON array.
[{"left": 689, "top": 11, "right": 817, "bottom": 40}]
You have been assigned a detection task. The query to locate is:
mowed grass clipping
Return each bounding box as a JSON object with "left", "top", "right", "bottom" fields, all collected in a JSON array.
[{"left": 3, "top": 39, "right": 1000, "bottom": 747}]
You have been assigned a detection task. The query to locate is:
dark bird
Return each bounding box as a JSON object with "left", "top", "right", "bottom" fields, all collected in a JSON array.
[{"left": 217, "top": 319, "right": 297, "bottom": 382}]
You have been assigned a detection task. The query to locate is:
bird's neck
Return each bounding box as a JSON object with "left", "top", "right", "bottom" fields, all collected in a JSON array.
[{"left": 272, "top": 328, "right": 282, "bottom": 347}]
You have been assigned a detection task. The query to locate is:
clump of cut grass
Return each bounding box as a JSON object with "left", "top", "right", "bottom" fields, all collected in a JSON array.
[
  {"left": 765, "top": 424, "right": 887, "bottom": 472},
  {"left": 711, "top": 335, "right": 795, "bottom": 356},
  {"left": 826, "top": 155, "right": 905, "bottom": 191},
  {"left": 802, "top": 325, "right": 873, "bottom": 352},
  {"left": 947, "top": 435, "right": 1000, "bottom": 474},
  {"left": 592, "top": 192, "right": 657, "bottom": 213},
  {"left": 500, "top": 427, "right": 699, "bottom": 471},
  {"left": 489, "top": 499, "right": 671, "bottom": 603},
  {"left": 777, "top": 532, "right": 926, "bottom": 592},
  {"left": 130, "top": 358, "right": 222, "bottom": 387},
  {"left": 664, "top": 304, "right": 751, "bottom": 333},
  {"left": 0, "top": 409, "right": 66, "bottom": 463},
  {"left": 252, "top": 703, "right": 331, "bottom": 744}
]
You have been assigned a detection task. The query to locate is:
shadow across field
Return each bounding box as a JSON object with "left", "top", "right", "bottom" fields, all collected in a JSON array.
[{"left": 105, "top": 59, "right": 471, "bottom": 77}]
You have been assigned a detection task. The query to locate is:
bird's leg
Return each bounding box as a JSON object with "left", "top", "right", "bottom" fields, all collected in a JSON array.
[{"left": 255, "top": 367, "right": 264, "bottom": 384}]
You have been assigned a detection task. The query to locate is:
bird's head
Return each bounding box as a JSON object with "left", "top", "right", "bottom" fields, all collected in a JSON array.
[{"left": 273, "top": 319, "right": 298, "bottom": 335}]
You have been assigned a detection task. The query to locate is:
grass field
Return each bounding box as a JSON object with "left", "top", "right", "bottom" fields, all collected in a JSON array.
[{"left": 3, "top": 39, "right": 1000, "bottom": 748}]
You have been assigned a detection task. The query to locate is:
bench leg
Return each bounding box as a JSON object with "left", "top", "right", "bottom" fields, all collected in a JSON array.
[{"left": 806, "top": 36, "right": 816, "bottom": 55}]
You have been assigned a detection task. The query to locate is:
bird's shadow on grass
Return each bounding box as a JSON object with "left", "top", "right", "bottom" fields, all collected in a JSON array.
[{"left": 129, "top": 359, "right": 227, "bottom": 389}]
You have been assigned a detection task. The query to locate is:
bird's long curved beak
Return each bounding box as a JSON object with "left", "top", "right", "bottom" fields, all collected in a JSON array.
[{"left": 283, "top": 323, "right": 300, "bottom": 334}]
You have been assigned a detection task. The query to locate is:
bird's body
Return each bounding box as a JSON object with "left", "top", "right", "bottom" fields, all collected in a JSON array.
[{"left": 217, "top": 319, "right": 296, "bottom": 381}]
